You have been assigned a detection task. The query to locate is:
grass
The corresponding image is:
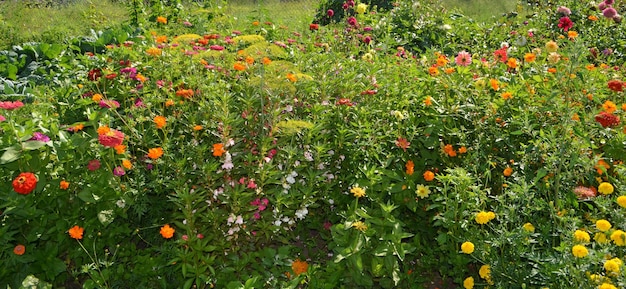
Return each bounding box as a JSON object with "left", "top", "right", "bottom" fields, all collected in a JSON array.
[
  {"left": 441, "top": 0, "right": 521, "bottom": 22},
  {"left": 223, "top": 0, "right": 317, "bottom": 27},
  {"left": 0, "top": 0, "right": 127, "bottom": 50}
]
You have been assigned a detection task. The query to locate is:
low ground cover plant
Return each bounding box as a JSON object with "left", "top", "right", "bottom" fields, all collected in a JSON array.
[{"left": 1, "top": 0, "right": 626, "bottom": 288}]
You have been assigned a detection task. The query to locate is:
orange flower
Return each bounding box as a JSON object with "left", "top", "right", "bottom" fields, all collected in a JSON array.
[
  {"left": 596, "top": 159, "right": 610, "bottom": 174},
  {"left": 524, "top": 53, "right": 536, "bottom": 63},
  {"left": 503, "top": 167, "right": 513, "bottom": 177},
  {"left": 193, "top": 125, "right": 203, "bottom": 131},
  {"left": 588, "top": 15, "right": 598, "bottom": 21},
  {"left": 12, "top": 172, "right": 37, "bottom": 195},
  {"left": 155, "top": 35, "right": 168, "bottom": 44},
  {"left": 135, "top": 74, "right": 147, "bottom": 83},
  {"left": 165, "top": 99, "right": 175, "bottom": 107},
  {"left": 567, "top": 31, "right": 578, "bottom": 39},
  {"left": 603, "top": 100, "right": 617, "bottom": 113},
  {"left": 97, "top": 125, "right": 110, "bottom": 135},
  {"left": 245, "top": 56, "right": 255, "bottom": 65},
  {"left": 213, "top": 143, "right": 226, "bottom": 157},
  {"left": 436, "top": 55, "right": 448, "bottom": 66},
  {"left": 60, "top": 180, "right": 70, "bottom": 190},
  {"left": 291, "top": 259, "right": 309, "bottom": 276},
  {"left": 507, "top": 58, "right": 518, "bottom": 69},
  {"left": 547, "top": 68, "right": 557, "bottom": 73},
  {"left": 114, "top": 144, "right": 126, "bottom": 154},
  {"left": 13, "top": 244, "right": 25, "bottom": 255},
  {"left": 233, "top": 62, "right": 246, "bottom": 71},
  {"left": 424, "top": 96, "right": 432, "bottom": 106},
  {"left": 92, "top": 93, "right": 103, "bottom": 102},
  {"left": 146, "top": 47, "right": 162, "bottom": 56},
  {"left": 154, "top": 115, "right": 167, "bottom": 129},
  {"left": 444, "top": 144, "right": 456, "bottom": 157},
  {"left": 68, "top": 225, "right": 84, "bottom": 240},
  {"left": 147, "top": 148, "right": 164, "bottom": 160},
  {"left": 423, "top": 170, "right": 435, "bottom": 182},
  {"left": 156, "top": 16, "right": 167, "bottom": 24},
  {"left": 458, "top": 146, "right": 467, "bottom": 154},
  {"left": 122, "top": 159, "right": 132, "bottom": 170},
  {"left": 405, "top": 160, "right": 415, "bottom": 175},
  {"left": 262, "top": 57, "right": 272, "bottom": 65},
  {"left": 501, "top": 92, "right": 513, "bottom": 100},
  {"left": 160, "top": 224, "right": 175, "bottom": 238},
  {"left": 444, "top": 68, "right": 455, "bottom": 74},
  {"left": 176, "top": 89, "right": 194, "bottom": 99},
  {"left": 489, "top": 79, "right": 499, "bottom": 91},
  {"left": 428, "top": 66, "right": 439, "bottom": 76},
  {"left": 572, "top": 113, "right": 580, "bottom": 121},
  {"left": 286, "top": 73, "right": 297, "bottom": 82}
]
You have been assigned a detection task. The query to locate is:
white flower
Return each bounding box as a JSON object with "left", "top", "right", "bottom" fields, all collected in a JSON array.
[
  {"left": 116, "top": 199, "right": 126, "bottom": 208},
  {"left": 222, "top": 152, "right": 234, "bottom": 170},
  {"left": 304, "top": 151, "right": 314, "bottom": 161},
  {"left": 295, "top": 208, "right": 308, "bottom": 219},
  {"left": 286, "top": 175, "right": 296, "bottom": 184}
]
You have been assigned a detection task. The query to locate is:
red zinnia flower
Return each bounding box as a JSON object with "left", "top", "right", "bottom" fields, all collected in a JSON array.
[
  {"left": 608, "top": 79, "right": 623, "bottom": 92},
  {"left": 595, "top": 111, "right": 620, "bottom": 128},
  {"left": 88, "top": 68, "right": 102, "bottom": 81},
  {"left": 12, "top": 172, "right": 37, "bottom": 195},
  {"left": 494, "top": 47, "right": 508, "bottom": 63},
  {"left": 558, "top": 16, "right": 573, "bottom": 31},
  {"left": 13, "top": 245, "right": 25, "bottom": 255},
  {"left": 309, "top": 23, "right": 319, "bottom": 31}
]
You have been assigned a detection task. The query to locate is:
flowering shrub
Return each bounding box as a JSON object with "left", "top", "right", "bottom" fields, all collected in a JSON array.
[{"left": 1, "top": 0, "right": 626, "bottom": 288}]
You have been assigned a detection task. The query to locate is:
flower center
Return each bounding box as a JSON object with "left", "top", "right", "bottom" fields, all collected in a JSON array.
[{"left": 17, "top": 176, "right": 26, "bottom": 184}]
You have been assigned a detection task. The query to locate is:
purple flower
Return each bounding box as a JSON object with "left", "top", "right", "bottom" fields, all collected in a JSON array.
[
  {"left": 134, "top": 98, "right": 144, "bottom": 107},
  {"left": 113, "top": 166, "right": 125, "bottom": 176},
  {"left": 30, "top": 132, "right": 50, "bottom": 142},
  {"left": 603, "top": 7, "right": 618, "bottom": 18},
  {"left": 145, "top": 163, "right": 154, "bottom": 170},
  {"left": 87, "top": 160, "right": 101, "bottom": 171}
]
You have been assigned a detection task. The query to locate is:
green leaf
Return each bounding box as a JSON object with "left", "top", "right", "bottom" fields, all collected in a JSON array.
[
  {"left": 22, "top": 141, "right": 47, "bottom": 150},
  {"left": 1, "top": 146, "right": 21, "bottom": 164},
  {"left": 78, "top": 189, "right": 98, "bottom": 203}
]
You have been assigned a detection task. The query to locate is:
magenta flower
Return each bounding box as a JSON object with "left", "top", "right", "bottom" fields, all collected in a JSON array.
[
  {"left": 557, "top": 16, "right": 573, "bottom": 31},
  {"left": 209, "top": 45, "right": 224, "bottom": 51},
  {"left": 603, "top": 7, "right": 618, "bottom": 18},
  {"left": 0, "top": 115, "right": 5, "bottom": 122},
  {"left": 29, "top": 132, "right": 50, "bottom": 142},
  {"left": 455, "top": 51, "right": 472, "bottom": 66},
  {"left": 327, "top": 9, "right": 334, "bottom": 17},
  {"left": 99, "top": 100, "right": 120, "bottom": 109},
  {"left": 113, "top": 166, "right": 125, "bottom": 176},
  {"left": 347, "top": 17, "right": 358, "bottom": 26}
]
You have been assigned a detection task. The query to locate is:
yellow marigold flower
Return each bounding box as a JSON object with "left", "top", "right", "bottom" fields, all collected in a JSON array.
[
  {"left": 291, "top": 259, "right": 308, "bottom": 276},
  {"left": 596, "top": 219, "right": 612, "bottom": 232},
  {"left": 416, "top": 185, "right": 430, "bottom": 199},
  {"left": 574, "top": 229, "right": 591, "bottom": 243},
  {"left": 351, "top": 186, "right": 366, "bottom": 198},
  {"left": 153, "top": 115, "right": 167, "bottom": 129},
  {"left": 156, "top": 16, "right": 167, "bottom": 24},
  {"left": 523, "top": 223, "right": 535, "bottom": 233},
  {"left": 603, "top": 100, "right": 617, "bottom": 113},
  {"left": 604, "top": 259, "right": 621, "bottom": 273},
  {"left": 610, "top": 230, "right": 626, "bottom": 246},
  {"left": 545, "top": 40, "right": 558, "bottom": 53},
  {"left": 463, "top": 277, "right": 474, "bottom": 289},
  {"left": 352, "top": 221, "right": 367, "bottom": 231},
  {"left": 617, "top": 196, "right": 626, "bottom": 208},
  {"left": 598, "top": 182, "right": 614, "bottom": 195},
  {"left": 479, "top": 265, "right": 492, "bottom": 283},
  {"left": 461, "top": 241, "right": 474, "bottom": 254},
  {"left": 122, "top": 159, "right": 132, "bottom": 170},
  {"left": 146, "top": 47, "right": 162, "bottom": 56},
  {"left": 572, "top": 244, "right": 588, "bottom": 258},
  {"left": 595, "top": 232, "right": 609, "bottom": 244},
  {"left": 599, "top": 283, "right": 617, "bottom": 289},
  {"left": 475, "top": 211, "right": 495, "bottom": 225},
  {"left": 355, "top": 3, "right": 368, "bottom": 14}
]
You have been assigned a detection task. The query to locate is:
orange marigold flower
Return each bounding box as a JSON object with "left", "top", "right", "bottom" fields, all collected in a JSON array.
[
  {"left": 154, "top": 115, "right": 167, "bottom": 129},
  {"left": 160, "top": 224, "right": 175, "bottom": 238},
  {"left": 193, "top": 125, "right": 203, "bottom": 131},
  {"left": 445, "top": 68, "right": 455, "bottom": 74},
  {"left": 458, "top": 146, "right": 467, "bottom": 154},
  {"left": 286, "top": 73, "right": 297, "bottom": 82},
  {"left": 405, "top": 160, "right": 415, "bottom": 175},
  {"left": 122, "top": 159, "right": 132, "bottom": 170},
  {"left": 547, "top": 68, "right": 557, "bottom": 73},
  {"left": 92, "top": 93, "right": 103, "bottom": 102},
  {"left": 146, "top": 47, "right": 162, "bottom": 56},
  {"left": 165, "top": 99, "right": 175, "bottom": 107},
  {"left": 524, "top": 53, "right": 536, "bottom": 63},
  {"left": 156, "top": 16, "right": 167, "bottom": 24},
  {"left": 567, "top": 31, "right": 578, "bottom": 39},
  {"left": 596, "top": 159, "right": 610, "bottom": 174},
  {"left": 234, "top": 62, "right": 246, "bottom": 71},
  {"left": 428, "top": 66, "right": 439, "bottom": 76},
  {"left": 423, "top": 170, "right": 435, "bottom": 182},
  {"left": 13, "top": 244, "right": 25, "bottom": 255},
  {"left": 213, "top": 143, "right": 226, "bottom": 157},
  {"left": 444, "top": 144, "right": 456, "bottom": 157},
  {"left": 603, "top": 100, "right": 617, "bottom": 113},
  {"left": 262, "top": 57, "right": 272, "bottom": 65},
  {"left": 503, "top": 167, "right": 513, "bottom": 177},
  {"left": 60, "top": 180, "right": 70, "bottom": 190},
  {"left": 489, "top": 79, "right": 499, "bottom": 91},
  {"left": 588, "top": 15, "right": 598, "bottom": 21},
  {"left": 155, "top": 35, "right": 168, "bottom": 44},
  {"left": 436, "top": 55, "right": 448, "bottom": 66},
  {"left": 114, "top": 144, "right": 126, "bottom": 154},
  {"left": 147, "top": 147, "right": 164, "bottom": 160},
  {"left": 424, "top": 96, "right": 432, "bottom": 106},
  {"left": 13, "top": 172, "right": 37, "bottom": 195},
  {"left": 72, "top": 123, "right": 85, "bottom": 132},
  {"left": 292, "top": 259, "right": 309, "bottom": 276},
  {"left": 502, "top": 92, "right": 513, "bottom": 100},
  {"left": 506, "top": 58, "right": 518, "bottom": 69},
  {"left": 68, "top": 225, "right": 84, "bottom": 240},
  {"left": 245, "top": 56, "right": 255, "bottom": 65},
  {"left": 176, "top": 89, "right": 194, "bottom": 99},
  {"left": 135, "top": 74, "right": 147, "bottom": 83}
]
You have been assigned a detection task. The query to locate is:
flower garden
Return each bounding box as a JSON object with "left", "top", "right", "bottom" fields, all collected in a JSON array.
[{"left": 2, "top": 0, "right": 626, "bottom": 288}]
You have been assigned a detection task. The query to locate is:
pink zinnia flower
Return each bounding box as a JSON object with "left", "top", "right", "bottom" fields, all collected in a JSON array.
[
  {"left": 209, "top": 45, "right": 224, "bottom": 51},
  {"left": 556, "top": 6, "right": 571, "bottom": 15},
  {"left": 573, "top": 186, "right": 596, "bottom": 199},
  {"left": 98, "top": 129, "right": 125, "bottom": 147},
  {"left": 603, "top": 7, "right": 618, "bottom": 18},
  {"left": 455, "top": 51, "right": 472, "bottom": 66},
  {"left": 347, "top": 17, "right": 358, "bottom": 26},
  {"left": 0, "top": 101, "right": 24, "bottom": 110},
  {"left": 99, "top": 100, "right": 120, "bottom": 109},
  {"left": 87, "top": 160, "right": 101, "bottom": 171},
  {"left": 0, "top": 115, "right": 5, "bottom": 122},
  {"left": 113, "top": 166, "right": 125, "bottom": 176}
]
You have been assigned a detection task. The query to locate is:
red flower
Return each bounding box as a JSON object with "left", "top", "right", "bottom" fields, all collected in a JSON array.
[
  {"left": 558, "top": 16, "right": 573, "bottom": 31},
  {"left": 309, "top": 23, "right": 319, "bottom": 31},
  {"left": 494, "top": 47, "right": 508, "bottom": 63},
  {"left": 595, "top": 111, "right": 620, "bottom": 128},
  {"left": 88, "top": 68, "right": 102, "bottom": 81},
  {"left": 337, "top": 98, "right": 353, "bottom": 106},
  {"left": 98, "top": 129, "right": 125, "bottom": 147},
  {"left": 608, "top": 79, "right": 623, "bottom": 92},
  {"left": 12, "top": 172, "right": 37, "bottom": 195},
  {"left": 396, "top": 137, "right": 410, "bottom": 152}
]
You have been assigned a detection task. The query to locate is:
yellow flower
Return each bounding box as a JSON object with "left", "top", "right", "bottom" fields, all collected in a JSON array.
[
  {"left": 352, "top": 221, "right": 367, "bottom": 232},
  {"left": 598, "top": 182, "right": 614, "bottom": 195},
  {"left": 350, "top": 186, "right": 366, "bottom": 198},
  {"left": 573, "top": 229, "right": 591, "bottom": 243},
  {"left": 355, "top": 3, "right": 368, "bottom": 14},
  {"left": 475, "top": 211, "right": 495, "bottom": 225},
  {"left": 461, "top": 241, "right": 474, "bottom": 254},
  {"left": 595, "top": 232, "right": 609, "bottom": 244},
  {"left": 604, "top": 259, "right": 621, "bottom": 273},
  {"left": 523, "top": 223, "right": 535, "bottom": 233},
  {"left": 610, "top": 230, "right": 626, "bottom": 246},
  {"left": 596, "top": 220, "right": 612, "bottom": 232},
  {"left": 545, "top": 40, "right": 558, "bottom": 52},
  {"left": 617, "top": 195, "right": 626, "bottom": 208},
  {"left": 599, "top": 283, "right": 618, "bottom": 289},
  {"left": 416, "top": 185, "right": 430, "bottom": 199},
  {"left": 572, "top": 244, "right": 588, "bottom": 258},
  {"left": 479, "top": 265, "right": 493, "bottom": 284},
  {"left": 463, "top": 277, "right": 474, "bottom": 289}
]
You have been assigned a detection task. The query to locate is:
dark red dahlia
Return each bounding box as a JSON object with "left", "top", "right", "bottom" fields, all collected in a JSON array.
[
  {"left": 595, "top": 111, "right": 620, "bottom": 128},
  {"left": 608, "top": 79, "right": 623, "bottom": 92}
]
